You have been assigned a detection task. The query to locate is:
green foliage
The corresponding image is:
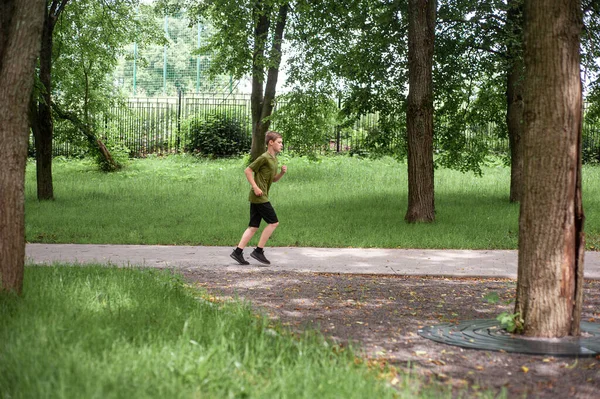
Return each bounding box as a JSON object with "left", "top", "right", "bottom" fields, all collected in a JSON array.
[
  {"left": 52, "top": 0, "right": 164, "bottom": 157},
  {"left": 347, "top": 118, "right": 406, "bottom": 160},
  {"left": 496, "top": 311, "right": 524, "bottom": 334},
  {"left": 184, "top": 113, "right": 250, "bottom": 158},
  {"left": 269, "top": 90, "right": 339, "bottom": 156}
]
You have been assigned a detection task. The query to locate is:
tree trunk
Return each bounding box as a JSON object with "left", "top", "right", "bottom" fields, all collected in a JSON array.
[
  {"left": 259, "top": 4, "right": 288, "bottom": 135},
  {"left": 249, "top": 2, "right": 287, "bottom": 161},
  {"left": 250, "top": 0, "right": 270, "bottom": 161},
  {"left": 405, "top": 0, "right": 436, "bottom": 223},
  {"left": 0, "top": 0, "right": 46, "bottom": 294},
  {"left": 30, "top": 1, "right": 70, "bottom": 199},
  {"left": 506, "top": 0, "right": 524, "bottom": 203},
  {"left": 515, "top": 0, "right": 584, "bottom": 337},
  {"left": 34, "top": 6, "right": 55, "bottom": 200}
]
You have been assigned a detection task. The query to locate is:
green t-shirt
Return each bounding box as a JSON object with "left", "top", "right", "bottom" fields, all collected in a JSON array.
[{"left": 248, "top": 152, "right": 278, "bottom": 204}]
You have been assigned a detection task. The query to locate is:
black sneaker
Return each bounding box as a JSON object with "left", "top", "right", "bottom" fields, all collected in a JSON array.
[
  {"left": 230, "top": 250, "right": 250, "bottom": 265},
  {"left": 250, "top": 249, "right": 271, "bottom": 265}
]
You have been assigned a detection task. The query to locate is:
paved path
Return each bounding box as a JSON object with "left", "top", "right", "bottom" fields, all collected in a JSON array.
[{"left": 26, "top": 244, "right": 600, "bottom": 279}]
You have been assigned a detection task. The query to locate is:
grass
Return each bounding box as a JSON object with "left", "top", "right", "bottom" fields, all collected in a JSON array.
[
  {"left": 24, "top": 155, "right": 600, "bottom": 250},
  {"left": 0, "top": 265, "right": 452, "bottom": 399}
]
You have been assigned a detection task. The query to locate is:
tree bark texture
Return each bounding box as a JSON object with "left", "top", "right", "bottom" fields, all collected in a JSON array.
[
  {"left": 515, "top": 0, "right": 585, "bottom": 337},
  {"left": 506, "top": 0, "right": 524, "bottom": 203},
  {"left": 34, "top": 8, "right": 55, "bottom": 200},
  {"left": 0, "top": 0, "right": 46, "bottom": 294},
  {"left": 405, "top": 0, "right": 436, "bottom": 223},
  {"left": 250, "top": 1, "right": 287, "bottom": 161}
]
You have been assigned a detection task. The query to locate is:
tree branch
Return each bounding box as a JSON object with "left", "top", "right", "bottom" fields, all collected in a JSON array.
[{"left": 55, "top": 0, "right": 69, "bottom": 17}]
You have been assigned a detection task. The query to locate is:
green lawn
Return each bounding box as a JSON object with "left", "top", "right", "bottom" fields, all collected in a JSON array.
[
  {"left": 24, "top": 155, "right": 600, "bottom": 249},
  {"left": 2, "top": 266, "right": 433, "bottom": 399}
]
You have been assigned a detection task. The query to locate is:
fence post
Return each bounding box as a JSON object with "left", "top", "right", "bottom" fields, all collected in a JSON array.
[
  {"left": 336, "top": 97, "right": 341, "bottom": 152},
  {"left": 176, "top": 88, "right": 182, "bottom": 153}
]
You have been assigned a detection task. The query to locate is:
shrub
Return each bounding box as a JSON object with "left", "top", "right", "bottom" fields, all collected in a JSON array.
[{"left": 184, "top": 113, "right": 250, "bottom": 158}]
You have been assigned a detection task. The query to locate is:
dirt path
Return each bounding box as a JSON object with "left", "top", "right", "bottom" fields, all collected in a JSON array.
[{"left": 181, "top": 269, "right": 600, "bottom": 399}]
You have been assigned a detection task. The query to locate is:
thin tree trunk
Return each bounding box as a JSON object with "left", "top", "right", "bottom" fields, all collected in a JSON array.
[
  {"left": 31, "top": 1, "right": 70, "bottom": 200},
  {"left": 405, "top": 0, "right": 436, "bottom": 223},
  {"left": 250, "top": 0, "right": 270, "bottom": 161},
  {"left": 249, "top": 2, "right": 287, "bottom": 161},
  {"left": 35, "top": 8, "right": 55, "bottom": 200},
  {"left": 515, "top": 0, "right": 584, "bottom": 337},
  {"left": 0, "top": 0, "right": 46, "bottom": 294},
  {"left": 259, "top": 4, "right": 288, "bottom": 134},
  {"left": 506, "top": 0, "right": 524, "bottom": 203}
]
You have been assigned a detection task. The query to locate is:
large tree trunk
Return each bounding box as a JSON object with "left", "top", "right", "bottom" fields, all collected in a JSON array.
[
  {"left": 249, "top": 2, "right": 287, "bottom": 161},
  {"left": 0, "top": 0, "right": 46, "bottom": 294},
  {"left": 506, "top": 0, "right": 524, "bottom": 203},
  {"left": 515, "top": 0, "right": 584, "bottom": 337},
  {"left": 405, "top": 0, "right": 436, "bottom": 223}
]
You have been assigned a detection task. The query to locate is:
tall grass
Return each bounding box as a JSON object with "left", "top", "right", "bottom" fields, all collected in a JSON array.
[
  {"left": 24, "top": 155, "right": 600, "bottom": 249},
  {"left": 1, "top": 266, "right": 428, "bottom": 398}
]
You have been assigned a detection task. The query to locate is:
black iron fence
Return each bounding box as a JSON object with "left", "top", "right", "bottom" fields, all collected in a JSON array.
[{"left": 50, "top": 93, "right": 600, "bottom": 163}]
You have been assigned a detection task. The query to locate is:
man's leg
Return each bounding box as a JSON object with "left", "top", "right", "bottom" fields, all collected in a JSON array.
[
  {"left": 238, "top": 227, "right": 258, "bottom": 249},
  {"left": 231, "top": 227, "right": 258, "bottom": 265},
  {"left": 257, "top": 222, "right": 278, "bottom": 248}
]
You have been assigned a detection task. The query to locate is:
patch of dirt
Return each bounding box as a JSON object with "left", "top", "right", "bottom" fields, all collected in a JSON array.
[{"left": 180, "top": 268, "right": 600, "bottom": 399}]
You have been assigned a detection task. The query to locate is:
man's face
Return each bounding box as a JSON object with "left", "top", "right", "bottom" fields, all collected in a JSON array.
[{"left": 271, "top": 138, "right": 283, "bottom": 153}]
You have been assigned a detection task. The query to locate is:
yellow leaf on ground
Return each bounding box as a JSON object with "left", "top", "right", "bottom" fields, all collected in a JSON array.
[{"left": 521, "top": 366, "right": 529, "bottom": 373}]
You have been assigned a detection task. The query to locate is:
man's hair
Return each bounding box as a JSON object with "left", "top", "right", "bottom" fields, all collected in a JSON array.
[{"left": 265, "top": 131, "right": 282, "bottom": 145}]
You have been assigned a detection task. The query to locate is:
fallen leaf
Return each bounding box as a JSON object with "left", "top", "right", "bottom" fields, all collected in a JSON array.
[{"left": 521, "top": 366, "right": 529, "bottom": 373}]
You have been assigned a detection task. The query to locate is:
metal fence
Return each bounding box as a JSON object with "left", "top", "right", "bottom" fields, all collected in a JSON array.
[{"left": 51, "top": 93, "right": 600, "bottom": 163}]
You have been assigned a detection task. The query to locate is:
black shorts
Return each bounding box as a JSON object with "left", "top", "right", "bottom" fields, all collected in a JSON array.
[{"left": 249, "top": 202, "right": 279, "bottom": 227}]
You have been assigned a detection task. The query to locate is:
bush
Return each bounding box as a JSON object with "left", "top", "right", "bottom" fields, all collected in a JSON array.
[{"left": 184, "top": 113, "right": 250, "bottom": 158}]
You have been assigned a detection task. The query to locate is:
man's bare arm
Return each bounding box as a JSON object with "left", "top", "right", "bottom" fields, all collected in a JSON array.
[
  {"left": 273, "top": 165, "right": 287, "bottom": 182},
  {"left": 245, "top": 167, "right": 263, "bottom": 196}
]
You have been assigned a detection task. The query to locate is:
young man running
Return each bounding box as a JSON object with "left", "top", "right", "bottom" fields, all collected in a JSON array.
[{"left": 230, "top": 131, "right": 287, "bottom": 265}]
